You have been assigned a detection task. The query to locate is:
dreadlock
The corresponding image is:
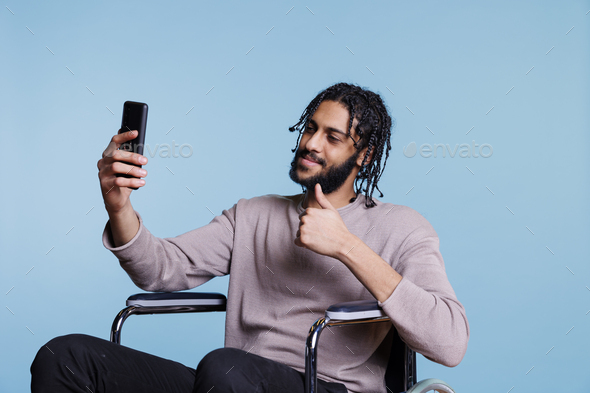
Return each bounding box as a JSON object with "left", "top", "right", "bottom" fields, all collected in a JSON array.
[{"left": 289, "top": 82, "right": 393, "bottom": 208}]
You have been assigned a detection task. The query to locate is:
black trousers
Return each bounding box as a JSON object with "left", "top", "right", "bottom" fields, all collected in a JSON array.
[{"left": 30, "top": 334, "right": 348, "bottom": 393}]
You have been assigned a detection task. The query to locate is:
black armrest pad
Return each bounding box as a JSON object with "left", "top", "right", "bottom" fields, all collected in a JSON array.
[
  {"left": 326, "top": 300, "right": 386, "bottom": 320},
  {"left": 126, "top": 292, "right": 227, "bottom": 307}
]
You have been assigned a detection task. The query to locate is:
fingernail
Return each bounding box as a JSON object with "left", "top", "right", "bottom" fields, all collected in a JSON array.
[{"left": 140, "top": 157, "right": 147, "bottom": 164}]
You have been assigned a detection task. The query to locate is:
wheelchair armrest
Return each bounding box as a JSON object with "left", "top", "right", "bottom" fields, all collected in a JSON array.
[
  {"left": 306, "top": 301, "right": 391, "bottom": 393},
  {"left": 110, "top": 292, "right": 227, "bottom": 344},
  {"left": 325, "top": 300, "right": 387, "bottom": 321},
  {"left": 127, "top": 292, "right": 227, "bottom": 308}
]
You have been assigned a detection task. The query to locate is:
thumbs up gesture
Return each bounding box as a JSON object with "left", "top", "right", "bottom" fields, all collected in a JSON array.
[{"left": 295, "top": 183, "right": 354, "bottom": 258}]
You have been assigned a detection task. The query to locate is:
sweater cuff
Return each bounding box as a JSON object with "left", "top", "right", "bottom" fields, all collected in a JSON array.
[{"left": 102, "top": 211, "right": 148, "bottom": 262}]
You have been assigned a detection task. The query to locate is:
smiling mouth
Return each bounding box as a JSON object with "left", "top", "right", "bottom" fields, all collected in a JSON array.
[{"left": 301, "top": 155, "right": 321, "bottom": 166}]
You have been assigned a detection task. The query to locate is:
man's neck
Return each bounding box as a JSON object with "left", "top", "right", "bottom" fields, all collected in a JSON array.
[{"left": 302, "top": 188, "right": 357, "bottom": 210}]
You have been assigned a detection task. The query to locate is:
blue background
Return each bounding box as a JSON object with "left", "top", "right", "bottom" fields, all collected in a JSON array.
[{"left": 2, "top": 1, "right": 589, "bottom": 391}]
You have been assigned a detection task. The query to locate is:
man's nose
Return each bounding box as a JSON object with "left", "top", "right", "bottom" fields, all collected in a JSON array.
[{"left": 304, "top": 130, "right": 323, "bottom": 153}]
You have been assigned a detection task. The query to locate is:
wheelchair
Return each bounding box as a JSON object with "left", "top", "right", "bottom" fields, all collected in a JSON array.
[{"left": 111, "top": 292, "right": 456, "bottom": 393}]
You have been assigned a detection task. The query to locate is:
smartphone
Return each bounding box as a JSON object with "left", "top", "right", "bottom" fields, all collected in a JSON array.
[{"left": 116, "top": 101, "right": 148, "bottom": 189}]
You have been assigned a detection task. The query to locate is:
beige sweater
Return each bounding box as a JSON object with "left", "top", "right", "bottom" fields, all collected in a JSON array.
[{"left": 102, "top": 193, "right": 469, "bottom": 393}]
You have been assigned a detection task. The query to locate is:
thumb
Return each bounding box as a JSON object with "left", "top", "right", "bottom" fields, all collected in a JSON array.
[{"left": 315, "top": 183, "right": 336, "bottom": 210}]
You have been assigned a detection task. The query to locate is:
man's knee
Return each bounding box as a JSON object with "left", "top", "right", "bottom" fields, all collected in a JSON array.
[
  {"left": 197, "top": 347, "right": 245, "bottom": 374},
  {"left": 31, "top": 334, "right": 99, "bottom": 392},
  {"left": 32, "top": 334, "right": 92, "bottom": 371},
  {"left": 195, "top": 348, "right": 249, "bottom": 389}
]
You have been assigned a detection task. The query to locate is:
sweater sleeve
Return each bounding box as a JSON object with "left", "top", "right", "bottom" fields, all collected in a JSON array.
[
  {"left": 378, "top": 219, "right": 469, "bottom": 367},
  {"left": 102, "top": 206, "right": 236, "bottom": 292}
]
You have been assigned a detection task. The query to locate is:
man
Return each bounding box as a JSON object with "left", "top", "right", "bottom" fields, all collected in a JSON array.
[{"left": 31, "top": 83, "right": 469, "bottom": 393}]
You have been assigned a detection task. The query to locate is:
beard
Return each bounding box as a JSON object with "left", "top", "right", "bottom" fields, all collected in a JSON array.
[{"left": 289, "top": 148, "right": 360, "bottom": 194}]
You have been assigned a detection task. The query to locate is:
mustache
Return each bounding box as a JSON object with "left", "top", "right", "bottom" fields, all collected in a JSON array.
[{"left": 296, "top": 149, "right": 326, "bottom": 167}]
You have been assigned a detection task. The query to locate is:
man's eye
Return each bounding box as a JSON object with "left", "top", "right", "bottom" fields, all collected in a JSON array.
[
  {"left": 305, "top": 126, "right": 315, "bottom": 133},
  {"left": 329, "top": 135, "right": 340, "bottom": 142}
]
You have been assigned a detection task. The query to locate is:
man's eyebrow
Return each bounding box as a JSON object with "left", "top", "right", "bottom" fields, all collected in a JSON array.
[{"left": 308, "top": 119, "right": 347, "bottom": 136}]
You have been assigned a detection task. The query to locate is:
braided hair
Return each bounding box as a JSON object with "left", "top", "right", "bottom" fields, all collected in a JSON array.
[{"left": 289, "top": 82, "right": 393, "bottom": 208}]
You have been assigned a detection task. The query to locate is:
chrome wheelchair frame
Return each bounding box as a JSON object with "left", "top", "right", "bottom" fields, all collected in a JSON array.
[{"left": 111, "top": 292, "right": 455, "bottom": 393}]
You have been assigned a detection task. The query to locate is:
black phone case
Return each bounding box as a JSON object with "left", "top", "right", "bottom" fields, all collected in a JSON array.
[{"left": 116, "top": 101, "right": 148, "bottom": 189}]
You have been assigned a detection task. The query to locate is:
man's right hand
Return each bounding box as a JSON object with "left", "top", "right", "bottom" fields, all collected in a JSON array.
[
  {"left": 97, "top": 130, "right": 147, "bottom": 247},
  {"left": 97, "top": 130, "right": 148, "bottom": 214}
]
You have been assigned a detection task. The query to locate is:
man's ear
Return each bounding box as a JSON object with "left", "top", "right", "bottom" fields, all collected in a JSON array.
[{"left": 357, "top": 146, "right": 374, "bottom": 168}]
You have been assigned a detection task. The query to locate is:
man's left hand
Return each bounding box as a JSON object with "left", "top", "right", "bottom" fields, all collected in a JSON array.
[{"left": 295, "top": 183, "right": 355, "bottom": 258}]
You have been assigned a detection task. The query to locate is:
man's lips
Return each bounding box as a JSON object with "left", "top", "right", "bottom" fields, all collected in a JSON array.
[{"left": 301, "top": 155, "right": 321, "bottom": 166}]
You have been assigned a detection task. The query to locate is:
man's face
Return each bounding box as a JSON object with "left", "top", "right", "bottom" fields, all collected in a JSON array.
[{"left": 289, "top": 100, "right": 364, "bottom": 194}]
